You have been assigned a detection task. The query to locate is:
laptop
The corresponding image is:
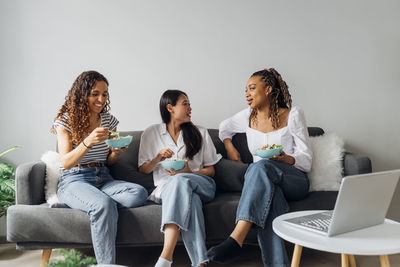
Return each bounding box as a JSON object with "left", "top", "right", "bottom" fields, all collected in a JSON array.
[{"left": 284, "top": 169, "right": 400, "bottom": 237}]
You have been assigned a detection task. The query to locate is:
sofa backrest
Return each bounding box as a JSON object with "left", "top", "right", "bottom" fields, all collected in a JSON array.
[
  {"left": 208, "top": 127, "right": 324, "bottom": 164},
  {"left": 108, "top": 127, "right": 324, "bottom": 192}
]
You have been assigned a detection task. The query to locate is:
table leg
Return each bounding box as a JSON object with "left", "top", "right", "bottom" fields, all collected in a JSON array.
[
  {"left": 341, "top": 254, "right": 349, "bottom": 267},
  {"left": 349, "top": 255, "right": 356, "bottom": 267},
  {"left": 379, "top": 255, "right": 390, "bottom": 267},
  {"left": 291, "top": 244, "right": 303, "bottom": 267}
]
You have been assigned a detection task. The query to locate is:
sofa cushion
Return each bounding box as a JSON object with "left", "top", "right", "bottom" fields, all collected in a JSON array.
[
  {"left": 308, "top": 133, "right": 344, "bottom": 191},
  {"left": 110, "top": 127, "right": 325, "bottom": 193},
  {"left": 8, "top": 191, "right": 338, "bottom": 247},
  {"left": 7, "top": 195, "right": 258, "bottom": 246},
  {"left": 210, "top": 127, "right": 326, "bottom": 192},
  {"left": 213, "top": 158, "right": 247, "bottom": 192},
  {"left": 109, "top": 131, "right": 155, "bottom": 192},
  {"left": 207, "top": 129, "right": 226, "bottom": 158},
  {"left": 41, "top": 151, "right": 61, "bottom": 206},
  {"left": 208, "top": 127, "right": 325, "bottom": 165},
  {"left": 288, "top": 191, "right": 338, "bottom": 211},
  {"left": 7, "top": 203, "right": 164, "bottom": 246},
  {"left": 7, "top": 204, "right": 92, "bottom": 244}
]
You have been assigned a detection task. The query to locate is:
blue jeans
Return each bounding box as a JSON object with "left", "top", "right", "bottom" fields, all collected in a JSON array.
[
  {"left": 160, "top": 173, "right": 216, "bottom": 267},
  {"left": 236, "top": 160, "right": 309, "bottom": 267},
  {"left": 57, "top": 166, "right": 148, "bottom": 264}
]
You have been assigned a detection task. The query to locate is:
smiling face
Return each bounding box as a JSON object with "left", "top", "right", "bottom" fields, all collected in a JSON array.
[
  {"left": 168, "top": 94, "right": 192, "bottom": 124},
  {"left": 245, "top": 76, "right": 271, "bottom": 109},
  {"left": 88, "top": 81, "right": 109, "bottom": 115}
]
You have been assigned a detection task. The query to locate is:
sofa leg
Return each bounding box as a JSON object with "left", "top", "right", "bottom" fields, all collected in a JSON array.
[{"left": 40, "top": 249, "right": 52, "bottom": 267}]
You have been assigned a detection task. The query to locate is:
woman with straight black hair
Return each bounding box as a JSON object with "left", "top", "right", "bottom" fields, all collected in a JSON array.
[{"left": 138, "top": 90, "right": 222, "bottom": 267}]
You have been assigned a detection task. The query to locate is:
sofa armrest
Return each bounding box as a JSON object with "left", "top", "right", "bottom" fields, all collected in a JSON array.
[
  {"left": 15, "top": 161, "right": 46, "bottom": 205},
  {"left": 343, "top": 152, "right": 372, "bottom": 176}
]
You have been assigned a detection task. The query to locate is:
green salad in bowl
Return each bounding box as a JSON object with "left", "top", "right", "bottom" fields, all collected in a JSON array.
[
  {"left": 105, "top": 131, "right": 133, "bottom": 148},
  {"left": 255, "top": 144, "right": 283, "bottom": 159}
]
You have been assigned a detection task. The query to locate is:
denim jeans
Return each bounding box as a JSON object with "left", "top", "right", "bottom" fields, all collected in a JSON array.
[
  {"left": 160, "top": 173, "right": 216, "bottom": 267},
  {"left": 57, "top": 166, "right": 148, "bottom": 264},
  {"left": 236, "top": 160, "right": 309, "bottom": 267}
]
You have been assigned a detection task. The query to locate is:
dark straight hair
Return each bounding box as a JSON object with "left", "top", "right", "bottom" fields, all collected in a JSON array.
[{"left": 159, "top": 89, "right": 202, "bottom": 160}]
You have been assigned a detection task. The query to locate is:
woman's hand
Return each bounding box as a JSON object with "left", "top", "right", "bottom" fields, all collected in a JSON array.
[
  {"left": 164, "top": 160, "right": 192, "bottom": 176},
  {"left": 138, "top": 148, "right": 174, "bottom": 174},
  {"left": 85, "top": 127, "right": 109, "bottom": 147},
  {"left": 107, "top": 146, "right": 129, "bottom": 165},
  {"left": 271, "top": 150, "right": 295, "bottom": 165},
  {"left": 156, "top": 148, "right": 174, "bottom": 163},
  {"left": 109, "top": 146, "right": 129, "bottom": 155},
  {"left": 224, "top": 139, "right": 242, "bottom": 162}
]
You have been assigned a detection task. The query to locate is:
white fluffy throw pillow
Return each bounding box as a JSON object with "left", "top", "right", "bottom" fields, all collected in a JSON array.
[
  {"left": 40, "top": 151, "right": 61, "bottom": 206},
  {"left": 308, "top": 133, "right": 344, "bottom": 191}
]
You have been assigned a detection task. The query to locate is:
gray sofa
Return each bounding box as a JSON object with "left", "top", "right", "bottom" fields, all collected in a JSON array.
[{"left": 7, "top": 127, "right": 371, "bottom": 265}]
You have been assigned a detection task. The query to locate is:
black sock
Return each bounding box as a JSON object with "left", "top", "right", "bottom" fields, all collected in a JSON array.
[{"left": 207, "top": 237, "right": 242, "bottom": 263}]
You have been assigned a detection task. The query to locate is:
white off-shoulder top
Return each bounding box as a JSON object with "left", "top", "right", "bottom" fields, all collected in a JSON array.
[{"left": 219, "top": 106, "right": 312, "bottom": 172}]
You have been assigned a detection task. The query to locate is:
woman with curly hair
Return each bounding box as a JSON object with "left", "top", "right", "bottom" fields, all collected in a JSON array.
[
  {"left": 52, "top": 70, "right": 148, "bottom": 264},
  {"left": 207, "top": 68, "right": 312, "bottom": 267}
]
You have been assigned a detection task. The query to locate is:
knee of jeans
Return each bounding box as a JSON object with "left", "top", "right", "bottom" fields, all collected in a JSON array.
[
  {"left": 245, "top": 167, "right": 274, "bottom": 188},
  {"left": 248, "top": 160, "right": 278, "bottom": 174},
  {"left": 125, "top": 186, "right": 148, "bottom": 207},
  {"left": 92, "top": 196, "right": 117, "bottom": 217},
  {"left": 138, "top": 186, "right": 149, "bottom": 202},
  {"left": 168, "top": 174, "right": 190, "bottom": 189},
  {"left": 248, "top": 160, "right": 266, "bottom": 171}
]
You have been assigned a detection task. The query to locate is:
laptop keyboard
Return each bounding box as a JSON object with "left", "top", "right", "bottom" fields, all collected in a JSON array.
[
  {"left": 300, "top": 217, "right": 332, "bottom": 231},
  {"left": 284, "top": 211, "right": 333, "bottom": 233}
]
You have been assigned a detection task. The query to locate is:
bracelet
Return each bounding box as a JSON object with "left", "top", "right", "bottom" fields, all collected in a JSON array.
[{"left": 82, "top": 139, "right": 92, "bottom": 149}]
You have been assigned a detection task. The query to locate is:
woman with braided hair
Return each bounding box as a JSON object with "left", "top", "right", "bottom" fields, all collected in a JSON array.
[
  {"left": 52, "top": 71, "right": 148, "bottom": 264},
  {"left": 207, "top": 68, "right": 312, "bottom": 266}
]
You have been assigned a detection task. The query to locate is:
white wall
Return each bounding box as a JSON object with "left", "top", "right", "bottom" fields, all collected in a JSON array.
[{"left": 1, "top": 0, "right": 400, "bottom": 213}]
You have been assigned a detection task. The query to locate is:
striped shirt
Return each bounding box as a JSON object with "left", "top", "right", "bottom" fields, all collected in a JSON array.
[{"left": 53, "top": 113, "right": 119, "bottom": 164}]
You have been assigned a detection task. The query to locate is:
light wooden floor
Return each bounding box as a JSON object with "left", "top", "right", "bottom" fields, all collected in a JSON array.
[{"left": 1, "top": 242, "right": 400, "bottom": 267}]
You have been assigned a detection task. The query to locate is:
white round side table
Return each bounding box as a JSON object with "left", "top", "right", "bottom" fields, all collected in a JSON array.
[{"left": 273, "top": 210, "right": 400, "bottom": 267}]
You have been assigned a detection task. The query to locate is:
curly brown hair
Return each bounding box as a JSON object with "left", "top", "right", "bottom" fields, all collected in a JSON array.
[
  {"left": 249, "top": 68, "right": 292, "bottom": 129},
  {"left": 52, "top": 71, "right": 110, "bottom": 145}
]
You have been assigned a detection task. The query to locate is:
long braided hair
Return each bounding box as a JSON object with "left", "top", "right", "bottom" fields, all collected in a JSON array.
[
  {"left": 52, "top": 71, "right": 110, "bottom": 145},
  {"left": 249, "top": 68, "right": 292, "bottom": 129}
]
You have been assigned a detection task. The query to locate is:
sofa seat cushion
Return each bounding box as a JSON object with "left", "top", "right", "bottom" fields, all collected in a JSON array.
[
  {"left": 8, "top": 191, "right": 338, "bottom": 247},
  {"left": 288, "top": 191, "right": 338, "bottom": 211},
  {"left": 7, "top": 195, "right": 257, "bottom": 246},
  {"left": 7, "top": 203, "right": 167, "bottom": 246},
  {"left": 7, "top": 204, "right": 92, "bottom": 244}
]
